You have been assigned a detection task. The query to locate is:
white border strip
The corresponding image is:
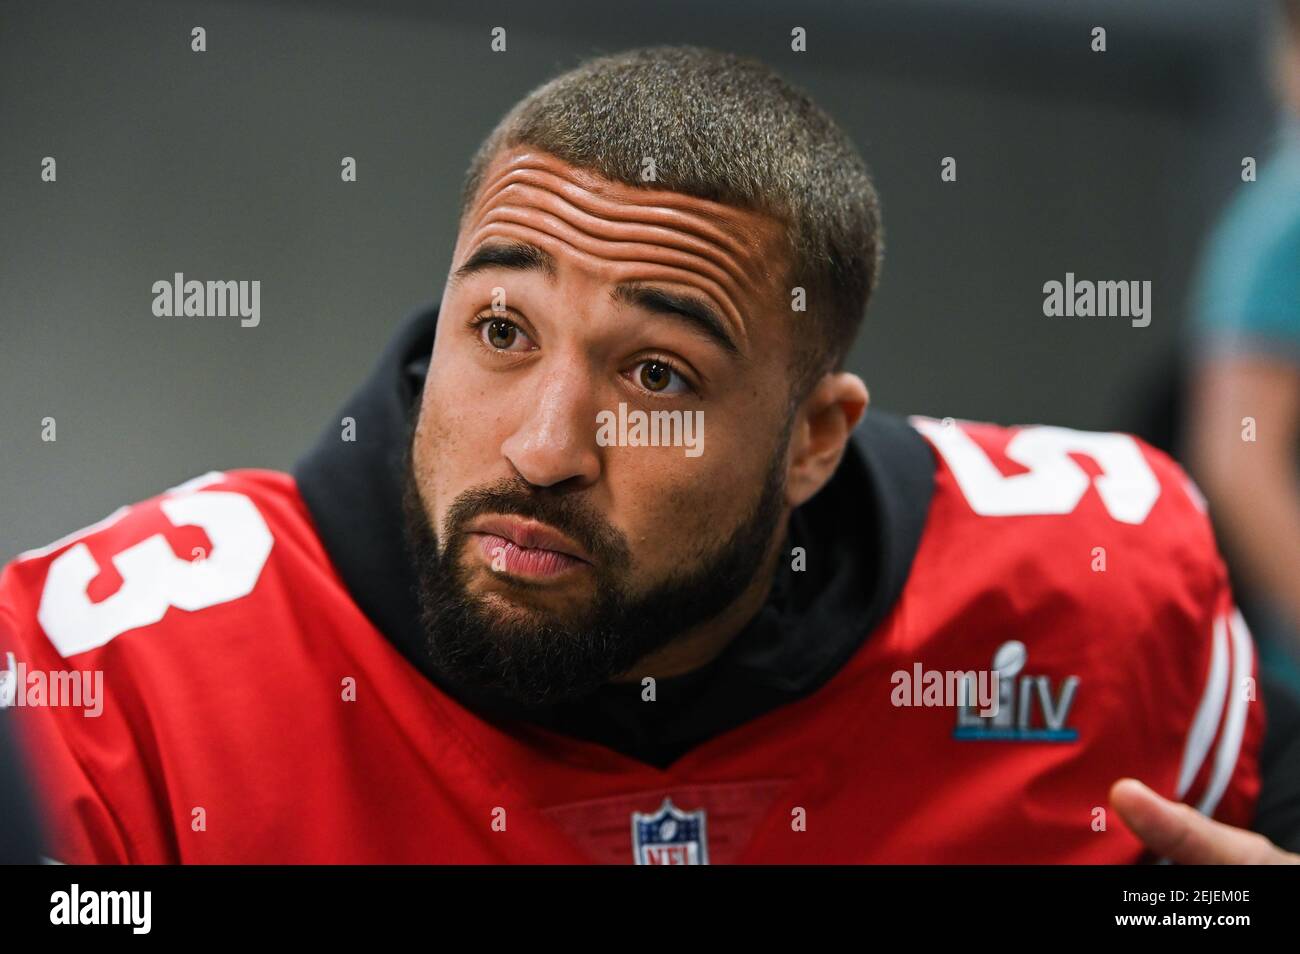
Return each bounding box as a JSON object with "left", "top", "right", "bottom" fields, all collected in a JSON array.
[
  {"left": 1195, "top": 609, "right": 1254, "bottom": 817},
  {"left": 1176, "top": 614, "right": 1229, "bottom": 799}
]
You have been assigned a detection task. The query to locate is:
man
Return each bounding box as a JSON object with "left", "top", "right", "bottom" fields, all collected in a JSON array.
[
  {"left": 1, "top": 46, "right": 1297, "bottom": 863},
  {"left": 1186, "top": 0, "right": 1300, "bottom": 695}
]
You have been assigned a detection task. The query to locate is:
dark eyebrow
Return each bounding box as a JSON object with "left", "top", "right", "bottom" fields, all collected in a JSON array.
[
  {"left": 611, "top": 283, "right": 741, "bottom": 358},
  {"left": 450, "top": 241, "right": 558, "bottom": 285}
]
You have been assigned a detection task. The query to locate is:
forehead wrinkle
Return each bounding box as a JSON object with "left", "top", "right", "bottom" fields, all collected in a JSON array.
[
  {"left": 464, "top": 219, "right": 754, "bottom": 354},
  {"left": 465, "top": 184, "right": 767, "bottom": 341},
  {"left": 472, "top": 165, "right": 776, "bottom": 290},
  {"left": 492, "top": 150, "right": 771, "bottom": 227},
  {"left": 494, "top": 164, "right": 756, "bottom": 246},
  {"left": 473, "top": 200, "right": 751, "bottom": 313}
]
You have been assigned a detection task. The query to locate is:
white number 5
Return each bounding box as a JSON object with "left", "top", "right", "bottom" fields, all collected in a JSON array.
[
  {"left": 912, "top": 417, "right": 1161, "bottom": 524},
  {"left": 35, "top": 481, "right": 273, "bottom": 658}
]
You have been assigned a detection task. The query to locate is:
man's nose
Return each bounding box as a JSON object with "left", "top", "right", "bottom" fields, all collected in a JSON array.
[{"left": 499, "top": 359, "right": 602, "bottom": 489}]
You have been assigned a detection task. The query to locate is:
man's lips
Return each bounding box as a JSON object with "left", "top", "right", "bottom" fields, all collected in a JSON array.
[
  {"left": 469, "top": 516, "right": 591, "bottom": 561},
  {"left": 467, "top": 516, "right": 592, "bottom": 579}
]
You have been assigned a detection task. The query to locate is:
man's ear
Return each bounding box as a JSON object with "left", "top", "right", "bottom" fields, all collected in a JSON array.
[{"left": 785, "top": 372, "right": 869, "bottom": 509}]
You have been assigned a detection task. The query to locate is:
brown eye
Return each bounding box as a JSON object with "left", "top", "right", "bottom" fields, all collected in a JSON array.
[
  {"left": 639, "top": 360, "right": 674, "bottom": 392},
  {"left": 485, "top": 319, "right": 517, "bottom": 349}
]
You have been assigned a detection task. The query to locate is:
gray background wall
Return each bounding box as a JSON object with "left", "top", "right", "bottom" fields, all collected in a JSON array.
[{"left": 0, "top": 0, "right": 1282, "bottom": 560}]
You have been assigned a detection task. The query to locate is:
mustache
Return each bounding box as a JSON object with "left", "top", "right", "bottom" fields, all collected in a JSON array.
[{"left": 440, "top": 476, "right": 632, "bottom": 569}]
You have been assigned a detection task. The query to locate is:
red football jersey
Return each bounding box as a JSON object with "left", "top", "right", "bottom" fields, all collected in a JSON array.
[{"left": 0, "top": 418, "right": 1263, "bottom": 863}]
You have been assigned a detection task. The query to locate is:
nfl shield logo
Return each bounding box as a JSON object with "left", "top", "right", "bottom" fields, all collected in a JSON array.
[{"left": 631, "top": 797, "right": 709, "bottom": 864}]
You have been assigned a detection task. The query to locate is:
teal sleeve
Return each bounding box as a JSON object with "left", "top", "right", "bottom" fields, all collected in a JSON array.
[{"left": 1192, "top": 145, "right": 1300, "bottom": 361}]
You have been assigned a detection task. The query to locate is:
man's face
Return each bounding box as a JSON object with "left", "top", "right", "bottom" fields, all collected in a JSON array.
[{"left": 405, "top": 146, "right": 798, "bottom": 706}]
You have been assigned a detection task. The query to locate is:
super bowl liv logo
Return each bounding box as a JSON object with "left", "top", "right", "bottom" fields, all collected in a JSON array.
[{"left": 954, "top": 640, "right": 1080, "bottom": 741}]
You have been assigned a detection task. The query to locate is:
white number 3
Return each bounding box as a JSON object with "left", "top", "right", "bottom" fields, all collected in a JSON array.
[
  {"left": 35, "top": 479, "right": 273, "bottom": 658},
  {"left": 912, "top": 417, "right": 1161, "bottom": 525}
]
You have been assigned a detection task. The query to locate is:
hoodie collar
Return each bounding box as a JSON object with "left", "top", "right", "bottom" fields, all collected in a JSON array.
[{"left": 293, "top": 302, "right": 934, "bottom": 768}]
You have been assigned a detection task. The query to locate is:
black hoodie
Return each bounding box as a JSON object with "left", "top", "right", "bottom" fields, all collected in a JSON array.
[{"left": 294, "top": 302, "right": 1300, "bottom": 851}]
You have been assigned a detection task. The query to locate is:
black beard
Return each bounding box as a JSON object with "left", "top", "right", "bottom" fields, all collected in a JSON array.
[{"left": 399, "top": 429, "right": 789, "bottom": 708}]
